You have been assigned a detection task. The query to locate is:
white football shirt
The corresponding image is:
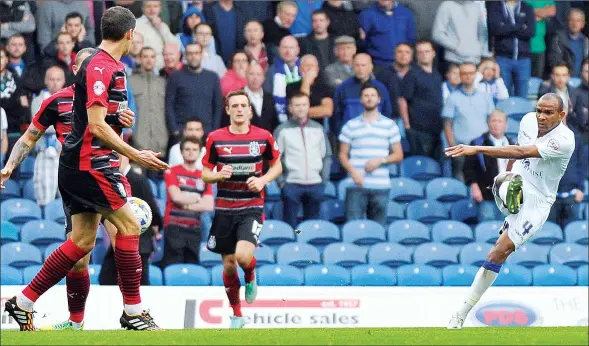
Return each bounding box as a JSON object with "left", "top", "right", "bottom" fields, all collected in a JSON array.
[{"left": 512, "top": 112, "right": 575, "bottom": 201}]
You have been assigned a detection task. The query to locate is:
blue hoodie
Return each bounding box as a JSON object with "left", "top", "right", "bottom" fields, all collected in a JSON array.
[{"left": 176, "top": 7, "right": 206, "bottom": 52}]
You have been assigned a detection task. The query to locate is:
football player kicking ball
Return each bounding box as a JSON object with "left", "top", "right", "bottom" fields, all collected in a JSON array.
[
  {"left": 202, "top": 90, "right": 282, "bottom": 329},
  {"left": 444, "top": 93, "right": 575, "bottom": 329}
]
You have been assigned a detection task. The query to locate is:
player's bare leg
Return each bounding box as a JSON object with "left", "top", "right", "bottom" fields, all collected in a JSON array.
[
  {"left": 448, "top": 231, "right": 515, "bottom": 329},
  {"left": 235, "top": 240, "right": 257, "bottom": 304},
  {"left": 221, "top": 254, "right": 246, "bottom": 329},
  {"left": 5, "top": 213, "right": 99, "bottom": 331},
  {"left": 100, "top": 204, "right": 160, "bottom": 330}
]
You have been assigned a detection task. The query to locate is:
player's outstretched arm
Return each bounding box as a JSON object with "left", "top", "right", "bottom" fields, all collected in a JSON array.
[
  {"left": 0, "top": 124, "right": 45, "bottom": 187},
  {"left": 445, "top": 144, "right": 542, "bottom": 160}
]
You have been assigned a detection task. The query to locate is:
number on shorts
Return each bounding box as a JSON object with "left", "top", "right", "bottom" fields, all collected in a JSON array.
[
  {"left": 522, "top": 221, "right": 533, "bottom": 235},
  {"left": 251, "top": 220, "right": 262, "bottom": 244}
]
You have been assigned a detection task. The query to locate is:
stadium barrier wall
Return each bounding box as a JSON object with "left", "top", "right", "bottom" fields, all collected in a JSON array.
[{"left": 1, "top": 286, "right": 587, "bottom": 330}]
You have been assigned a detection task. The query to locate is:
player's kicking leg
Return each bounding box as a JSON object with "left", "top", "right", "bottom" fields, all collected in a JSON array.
[
  {"left": 493, "top": 172, "right": 523, "bottom": 215},
  {"left": 221, "top": 254, "right": 246, "bottom": 329},
  {"left": 235, "top": 240, "right": 258, "bottom": 305}
]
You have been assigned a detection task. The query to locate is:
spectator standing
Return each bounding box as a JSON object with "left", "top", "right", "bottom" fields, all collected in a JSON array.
[
  {"left": 203, "top": 0, "right": 247, "bottom": 66},
  {"left": 159, "top": 43, "right": 184, "bottom": 79},
  {"left": 475, "top": 58, "right": 510, "bottom": 103},
  {"left": 487, "top": 0, "right": 536, "bottom": 98},
  {"left": 324, "top": 35, "right": 356, "bottom": 89},
  {"left": 274, "top": 92, "right": 332, "bottom": 228},
  {"left": 398, "top": 40, "right": 444, "bottom": 159},
  {"left": 243, "top": 20, "right": 270, "bottom": 72},
  {"left": 572, "top": 59, "right": 588, "bottom": 187},
  {"left": 135, "top": 0, "right": 179, "bottom": 71},
  {"left": 128, "top": 47, "right": 169, "bottom": 158},
  {"left": 322, "top": 0, "right": 360, "bottom": 41},
  {"left": 338, "top": 84, "right": 403, "bottom": 225},
  {"left": 262, "top": 1, "right": 298, "bottom": 51},
  {"left": 358, "top": 0, "right": 416, "bottom": 70},
  {"left": 194, "top": 23, "right": 227, "bottom": 78},
  {"left": 121, "top": 31, "right": 144, "bottom": 75},
  {"left": 0, "top": 1, "right": 36, "bottom": 43},
  {"left": 234, "top": 0, "right": 273, "bottom": 23},
  {"left": 376, "top": 42, "right": 414, "bottom": 120},
  {"left": 43, "top": 12, "right": 94, "bottom": 57},
  {"left": 442, "top": 63, "right": 461, "bottom": 102},
  {"left": 289, "top": 0, "right": 324, "bottom": 38},
  {"left": 168, "top": 119, "right": 206, "bottom": 168},
  {"left": 1, "top": 45, "right": 29, "bottom": 143},
  {"left": 463, "top": 110, "right": 515, "bottom": 221},
  {"left": 220, "top": 51, "right": 249, "bottom": 97},
  {"left": 549, "top": 8, "right": 588, "bottom": 77},
  {"left": 299, "top": 10, "right": 336, "bottom": 71},
  {"left": 175, "top": 6, "right": 206, "bottom": 54},
  {"left": 31, "top": 66, "right": 65, "bottom": 116},
  {"left": 163, "top": 136, "right": 214, "bottom": 266},
  {"left": 36, "top": 0, "right": 95, "bottom": 49},
  {"left": 286, "top": 55, "right": 334, "bottom": 120},
  {"left": 6, "top": 34, "right": 27, "bottom": 78},
  {"left": 166, "top": 43, "right": 223, "bottom": 140},
  {"left": 538, "top": 63, "right": 579, "bottom": 120},
  {"left": 442, "top": 62, "right": 495, "bottom": 181},
  {"left": 526, "top": 0, "right": 556, "bottom": 78},
  {"left": 398, "top": 0, "right": 444, "bottom": 41}
]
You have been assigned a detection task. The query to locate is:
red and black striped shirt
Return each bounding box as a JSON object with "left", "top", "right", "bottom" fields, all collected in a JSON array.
[
  {"left": 203, "top": 125, "right": 281, "bottom": 213},
  {"left": 31, "top": 86, "right": 74, "bottom": 144},
  {"left": 164, "top": 165, "right": 212, "bottom": 228}
]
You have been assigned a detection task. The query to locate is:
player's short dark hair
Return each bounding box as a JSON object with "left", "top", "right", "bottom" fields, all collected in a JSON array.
[
  {"left": 539, "top": 93, "right": 565, "bottom": 112},
  {"left": 360, "top": 82, "right": 380, "bottom": 97},
  {"left": 225, "top": 90, "right": 251, "bottom": 107},
  {"left": 288, "top": 91, "right": 310, "bottom": 104},
  {"left": 65, "top": 11, "right": 83, "bottom": 23},
  {"left": 101, "top": 6, "right": 136, "bottom": 41},
  {"left": 180, "top": 136, "right": 201, "bottom": 151},
  {"left": 75, "top": 48, "right": 95, "bottom": 66},
  {"left": 551, "top": 62, "right": 570, "bottom": 73}
]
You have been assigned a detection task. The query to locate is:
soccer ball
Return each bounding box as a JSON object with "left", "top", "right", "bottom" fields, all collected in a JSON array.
[{"left": 128, "top": 197, "right": 152, "bottom": 234}]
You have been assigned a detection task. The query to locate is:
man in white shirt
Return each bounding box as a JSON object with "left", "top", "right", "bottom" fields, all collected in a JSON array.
[
  {"left": 445, "top": 93, "right": 575, "bottom": 329},
  {"left": 168, "top": 119, "right": 205, "bottom": 168},
  {"left": 135, "top": 0, "right": 180, "bottom": 70}
]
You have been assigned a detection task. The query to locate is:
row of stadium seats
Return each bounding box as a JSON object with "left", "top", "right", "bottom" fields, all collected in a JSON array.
[{"left": 2, "top": 263, "right": 587, "bottom": 287}]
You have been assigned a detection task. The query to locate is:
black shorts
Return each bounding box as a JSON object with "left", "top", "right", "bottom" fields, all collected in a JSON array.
[
  {"left": 206, "top": 210, "right": 263, "bottom": 255},
  {"left": 59, "top": 165, "right": 130, "bottom": 217},
  {"left": 63, "top": 198, "right": 72, "bottom": 235}
]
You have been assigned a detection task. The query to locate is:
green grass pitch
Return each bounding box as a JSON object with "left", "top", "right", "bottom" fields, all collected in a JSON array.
[{"left": 1, "top": 327, "right": 588, "bottom": 345}]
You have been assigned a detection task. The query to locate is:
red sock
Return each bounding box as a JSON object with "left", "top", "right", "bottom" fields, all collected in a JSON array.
[
  {"left": 66, "top": 269, "right": 90, "bottom": 323},
  {"left": 223, "top": 271, "right": 242, "bottom": 317},
  {"left": 242, "top": 257, "right": 256, "bottom": 283},
  {"left": 114, "top": 235, "right": 142, "bottom": 305},
  {"left": 23, "top": 239, "right": 88, "bottom": 302}
]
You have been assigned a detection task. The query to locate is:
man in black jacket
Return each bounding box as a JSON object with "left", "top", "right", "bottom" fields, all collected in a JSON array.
[
  {"left": 298, "top": 10, "right": 336, "bottom": 71},
  {"left": 99, "top": 156, "right": 163, "bottom": 286},
  {"left": 548, "top": 8, "right": 588, "bottom": 77}
]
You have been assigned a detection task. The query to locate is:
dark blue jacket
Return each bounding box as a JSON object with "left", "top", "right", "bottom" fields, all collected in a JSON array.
[
  {"left": 487, "top": 1, "right": 535, "bottom": 59},
  {"left": 558, "top": 135, "right": 585, "bottom": 194}
]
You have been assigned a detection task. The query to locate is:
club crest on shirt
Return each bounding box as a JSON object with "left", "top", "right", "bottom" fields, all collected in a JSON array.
[
  {"left": 207, "top": 235, "right": 216, "bottom": 249},
  {"left": 93, "top": 81, "right": 106, "bottom": 96},
  {"left": 249, "top": 141, "right": 260, "bottom": 156},
  {"left": 548, "top": 138, "right": 559, "bottom": 151}
]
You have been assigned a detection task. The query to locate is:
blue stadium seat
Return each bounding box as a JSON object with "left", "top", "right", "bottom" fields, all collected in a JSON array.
[
  {"left": 506, "top": 117, "right": 520, "bottom": 138},
  {"left": 210, "top": 265, "right": 246, "bottom": 286},
  {"left": 342, "top": 220, "right": 386, "bottom": 245},
  {"left": 474, "top": 221, "right": 503, "bottom": 244},
  {"left": 43, "top": 242, "right": 61, "bottom": 261},
  {"left": 459, "top": 242, "right": 493, "bottom": 267},
  {"left": 19, "top": 156, "right": 35, "bottom": 180},
  {"left": 388, "top": 163, "right": 399, "bottom": 177},
  {"left": 533, "top": 264, "right": 577, "bottom": 286},
  {"left": 296, "top": 220, "right": 340, "bottom": 246},
  {"left": 158, "top": 181, "right": 167, "bottom": 203},
  {"left": 442, "top": 264, "right": 478, "bottom": 286},
  {"left": 324, "top": 181, "right": 337, "bottom": 199},
  {"left": 478, "top": 201, "right": 504, "bottom": 221},
  {"left": 22, "top": 179, "right": 35, "bottom": 201},
  {"left": 276, "top": 243, "right": 321, "bottom": 268},
  {"left": 431, "top": 221, "right": 474, "bottom": 245},
  {"left": 564, "top": 221, "right": 588, "bottom": 245},
  {"left": 549, "top": 243, "right": 589, "bottom": 268},
  {"left": 413, "top": 242, "right": 458, "bottom": 268},
  {"left": 450, "top": 200, "right": 479, "bottom": 224},
  {"left": 1, "top": 198, "right": 42, "bottom": 225},
  {"left": 368, "top": 243, "right": 413, "bottom": 268},
  {"left": 43, "top": 199, "right": 66, "bottom": 224},
  {"left": 406, "top": 200, "right": 448, "bottom": 224},
  {"left": 23, "top": 265, "right": 65, "bottom": 285},
  {"left": 527, "top": 77, "right": 543, "bottom": 99},
  {"left": 578, "top": 265, "right": 588, "bottom": 286},
  {"left": 156, "top": 199, "right": 165, "bottom": 217},
  {"left": 397, "top": 264, "right": 442, "bottom": 286},
  {"left": 337, "top": 178, "right": 354, "bottom": 201},
  {"left": 20, "top": 220, "right": 65, "bottom": 246},
  {"left": 387, "top": 201, "right": 406, "bottom": 223},
  {"left": 389, "top": 178, "right": 424, "bottom": 202},
  {"left": 1, "top": 265, "right": 22, "bottom": 285},
  {"left": 1, "top": 180, "right": 21, "bottom": 200},
  {"left": 148, "top": 179, "right": 158, "bottom": 198},
  {"left": 164, "top": 264, "right": 211, "bottom": 286},
  {"left": 496, "top": 97, "right": 534, "bottom": 120},
  {"left": 265, "top": 180, "right": 281, "bottom": 202},
  {"left": 530, "top": 221, "right": 563, "bottom": 245},
  {"left": 149, "top": 265, "right": 163, "bottom": 286},
  {"left": 1, "top": 242, "right": 42, "bottom": 268},
  {"left": 494, "top": 264, "right": 532, "bottom": 286},
  {"left": 323, "top": 243, "right": 367, "bottom": 268},
  {"left": 304, "top": 264, "right": 350, "bottom": 286},
  {"left": 319, "top": 199, "right": 345, "bottom": 224},
  {"left": 505, "top": 243, "right": 549, "bottom": 268},
  {"left": 151, "top": 236, "right": 164, "bottom": 264},
  {"left": 1, "top": 220, "right": 19, "bottom": 244},
  {"left": 569, "top": 77, "right": 582, "bottom": 88},
  {"left": 400, "top": 156, "right": 442, "bottom": 181},
  {"left": 199, "top": 243, "right": 222, "bottom": 267},
  {"left": 260, "top": 220, "right": 295, "bottom": 246},
  {"left": 87, "top": 264, "right": 101, "bottom": 285},
  {"left": 387, "top": 220, "right": 430, "bottom": 245},
  {"left": 258, "top": 265, "right": 303, "bottom": 286},
  {"left": 351, "top": 264, "right": 396, "bottom": 286},
  {"left": 426, "top": 178, "right": 468, "bottom": 202},
  {"left": 254, "top": 246, "right": 275, "bottom": 265}
]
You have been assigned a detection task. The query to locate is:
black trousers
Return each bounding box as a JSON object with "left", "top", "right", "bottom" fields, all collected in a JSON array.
[
  {"left": 162, "top": 224, "right": 201, "bottom": 267},
  {"left": 406, "top": 128, "right": 442, "bottom": 160},
  {"left": 98, "top": 249, "right": 151, "bottom": 286}
]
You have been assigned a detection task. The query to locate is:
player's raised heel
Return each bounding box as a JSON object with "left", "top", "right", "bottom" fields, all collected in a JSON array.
[
  {"left": 119, "top": 310, "right": 161, "bottom": 331},
  {"left": 230, "top": 316, "right": 246, "bottom": 329},
  {"left": 245, "top": 276, "right": 258, "bottom": 304},
  {"left": 505, "top": 174, "right": 523, "bottom": 214},
  {"left": 4, "top": 296, "right": 36, "bottom": 331},
  {"left": 447, "top": 313, "right": 464, "bottom": 330}
]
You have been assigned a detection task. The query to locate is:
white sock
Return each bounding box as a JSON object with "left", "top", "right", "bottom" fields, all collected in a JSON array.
[
  {"left": 457, "top": 263, "right": 501, "bottom": 319},
  {"left": 124, "top": 303, "right": 143, "bottom": 315},
  {"left": 70, "top": 320, "right": 84, "bottom": 328},
  {"left": 16, "top": 293, "right": 34, "bottom": 312},
  {"left": 499, "top": 181, "right": 509, "bottom": 203}
]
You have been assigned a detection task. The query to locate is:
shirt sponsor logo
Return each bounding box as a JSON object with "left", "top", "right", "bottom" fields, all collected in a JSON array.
[{"left": 230, "top": 163, "right": 255, "bottom": 175}]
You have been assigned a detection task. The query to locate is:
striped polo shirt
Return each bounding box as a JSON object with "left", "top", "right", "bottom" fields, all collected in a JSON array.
[{"left": 339, "top": 114, "right": 401, "bottom": 189}]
